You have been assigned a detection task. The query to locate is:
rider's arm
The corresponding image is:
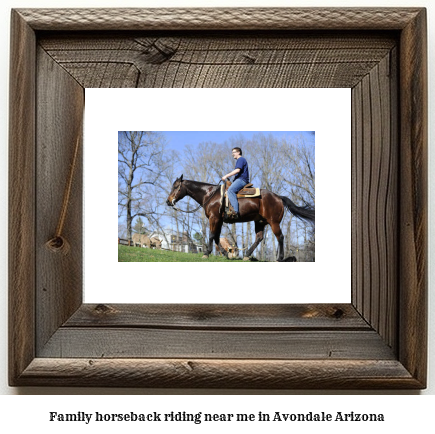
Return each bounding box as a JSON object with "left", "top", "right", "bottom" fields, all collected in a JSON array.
[{"left": 222, "top": 168, "right": 240, "bottom": 180}]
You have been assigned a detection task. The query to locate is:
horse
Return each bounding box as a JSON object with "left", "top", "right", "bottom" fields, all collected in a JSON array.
[{"left": 166, "top": 175, "right": 315, "bottom": 261}]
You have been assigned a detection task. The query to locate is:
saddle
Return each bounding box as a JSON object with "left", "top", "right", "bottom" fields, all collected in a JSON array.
[
  {"left": 220, "top": 180, "right": 261, "bottom": 215},
  {"left": 223, "top": 180, "right": 260, "bottom": 198}
]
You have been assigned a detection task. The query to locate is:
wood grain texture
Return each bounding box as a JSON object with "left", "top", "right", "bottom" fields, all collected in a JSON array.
[
  {"left": 351, "top": 51, "right": 398, "bottom": 351},
  {"left": 39, "top": 33, "right": 396, "bottom": 89},
  {"left": 35, "top": 48, "right": 84, "bottom": 353},
  {"left": 398, "top": 8, "right": 428, "bottom": 386},
  {"left": 8, "top": 10, "right": 36, "bottom": 386},
  {"left": 8, "top": 8, "right": 427, "bottom": 389},
  {"left": 38, "top": 329, "right": 395, "bottom": 360},
  {"left": 17, "top": 358, "right": 420, "bottom": 389},
  {"left": 65, "top": 304, "right": 369, "bottom": 329},
  {"left": 16, "top": 8, "right": 422, "bottom": 31}
]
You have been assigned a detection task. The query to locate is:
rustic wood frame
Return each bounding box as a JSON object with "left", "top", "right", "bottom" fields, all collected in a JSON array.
[{"left": 9, "top": 8, "right": 427, "bottom": 389}]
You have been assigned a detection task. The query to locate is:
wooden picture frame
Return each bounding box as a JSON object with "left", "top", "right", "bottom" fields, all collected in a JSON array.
[{"left": 9, "top": 8, "right": 427, "bottom": 389}]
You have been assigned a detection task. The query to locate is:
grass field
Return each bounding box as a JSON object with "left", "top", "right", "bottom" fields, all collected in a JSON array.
[{"left": 118, "top": 245, "right": 248, "bottom": 262}]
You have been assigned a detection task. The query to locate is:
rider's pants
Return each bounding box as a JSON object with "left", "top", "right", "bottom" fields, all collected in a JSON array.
[{"left": 228, "top": 179, "right": 247, "bottom": 213}]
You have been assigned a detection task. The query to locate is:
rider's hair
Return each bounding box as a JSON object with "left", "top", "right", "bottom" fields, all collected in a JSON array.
[{"left": 232, "top": 147, "right": 242, "bottom": 156}]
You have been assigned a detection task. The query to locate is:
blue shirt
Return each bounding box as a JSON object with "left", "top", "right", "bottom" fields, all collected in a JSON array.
[{"left": 234, "top": 157, "right": 249, "bottom": 183}]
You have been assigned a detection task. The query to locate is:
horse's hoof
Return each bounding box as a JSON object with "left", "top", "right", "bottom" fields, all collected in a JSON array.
[
  {"left": 243, "top": 257, "right": 250, "bottom": 261},
  {"left": 202, "top": 255, "right": 209, "bottom": 259}
]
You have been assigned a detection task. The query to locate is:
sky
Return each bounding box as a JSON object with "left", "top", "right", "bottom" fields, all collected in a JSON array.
[
  {"left": 160, "top": 131, "right": 315, "bottom": 154},
  {"left": 118, "top": 130, "right": 315, "bottom": 237}
]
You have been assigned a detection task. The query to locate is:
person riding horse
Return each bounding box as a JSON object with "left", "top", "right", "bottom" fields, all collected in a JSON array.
[
  {"left": 221, "top": 147, "right": 249, "bottom": 220},
  {"left": 166, "top": 173, "right": 314, "bottom": 261}
]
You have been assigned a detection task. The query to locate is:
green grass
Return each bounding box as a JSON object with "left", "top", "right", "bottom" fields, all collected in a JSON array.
[{"left": 118, "top": 245, "right": 248, "bottom": 262}]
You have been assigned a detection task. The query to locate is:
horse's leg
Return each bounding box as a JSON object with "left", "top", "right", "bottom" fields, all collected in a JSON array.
[
  {"left": 243, "top": 221, "right": 265, "bottom": 260},
  {"left": 203, "top": 215, "right": 222, "bottom": 258},
  {"left": 206, "top": 217, "right": 227, "bottom": 258},
  {"left": 213, "top": 221, "right": 229, "bottom": 258},
  {"left": 214, "top": 227, "right": 229, "bottom": 258},
  {"left": 203, "top": 233, "right": 214, "bottom": 258},
  {"left": 270, "top": 222, "right": 285, "bottom": 262}
]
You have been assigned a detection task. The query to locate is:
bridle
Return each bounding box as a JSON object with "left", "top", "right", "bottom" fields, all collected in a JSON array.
[
  {"left": 170, "top": 181, "right": 183, "bottom": 207},
  {"left": 170, "top": 180, "right": 222, "bottom": 213}
]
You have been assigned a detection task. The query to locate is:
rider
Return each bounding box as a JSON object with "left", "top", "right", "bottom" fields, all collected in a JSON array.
[{"left": 221, "top": 147, "right": 249, "bottom": 220}]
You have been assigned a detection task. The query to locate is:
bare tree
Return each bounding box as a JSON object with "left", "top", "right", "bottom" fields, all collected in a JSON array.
[
  {"left": 281, "top": 134, "right": 315, "bottom": 205},
  {"left": 280, "top": 134, "right": 315, "bottom": 261},
  {"left": 118, "top": 131, "right": 171, "bottom": 241}
]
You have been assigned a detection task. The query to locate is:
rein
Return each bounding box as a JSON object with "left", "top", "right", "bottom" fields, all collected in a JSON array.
[{"left": 172, "top": 180, "right": 222, "bottom": 213}]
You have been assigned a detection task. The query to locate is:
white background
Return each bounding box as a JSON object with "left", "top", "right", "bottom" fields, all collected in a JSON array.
[
  {"left": 0, "top": 0, "right": 434, "bottom": 422},
  {"left": 85, "top": 88, "right": 351, "bottom": 304}
]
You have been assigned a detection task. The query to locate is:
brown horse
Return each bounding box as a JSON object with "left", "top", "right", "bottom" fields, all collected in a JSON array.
[{"left": 166, "top": 175, "right": 315, "bottom": 261}]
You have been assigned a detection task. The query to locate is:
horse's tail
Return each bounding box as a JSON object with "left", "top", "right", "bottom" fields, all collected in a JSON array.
[{"left": 279, "top": 196, "right": 315, "bottom": 223}]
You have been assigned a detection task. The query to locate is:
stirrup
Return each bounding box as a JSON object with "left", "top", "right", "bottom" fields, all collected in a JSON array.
[{"left": 227, "top": 210, "right": 239, "bottom": 220}]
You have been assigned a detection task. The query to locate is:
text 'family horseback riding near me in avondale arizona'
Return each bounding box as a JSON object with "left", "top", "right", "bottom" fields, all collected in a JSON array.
[{"left": 48, "top": 411, "right": 385, "bottom": 424}]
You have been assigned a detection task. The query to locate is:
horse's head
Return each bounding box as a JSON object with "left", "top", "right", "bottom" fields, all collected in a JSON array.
[{"left": 166, "top": 175, "right": 186, "bottom": 207}]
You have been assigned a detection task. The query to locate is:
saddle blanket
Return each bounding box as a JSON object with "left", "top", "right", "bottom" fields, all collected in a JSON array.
[
  {"left": 236, "top": 187, "right": 260, "bottom": 198},
  {"left": 220, "top": 184, "right": 261, "bottom": 211}
]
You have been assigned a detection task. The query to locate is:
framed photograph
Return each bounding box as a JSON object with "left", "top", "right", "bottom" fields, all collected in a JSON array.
[
  {"left": 9, "top": 8, "right": 427, "bottom": 388},
  {"left": 86, "top": 88, "right": 349, "bottom": 304}
]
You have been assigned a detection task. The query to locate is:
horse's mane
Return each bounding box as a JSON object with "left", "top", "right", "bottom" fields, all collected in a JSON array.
[{"left": 184, "top": 179, "right": 217, "bottom": 187}]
